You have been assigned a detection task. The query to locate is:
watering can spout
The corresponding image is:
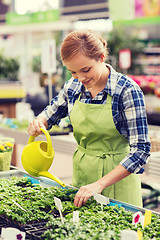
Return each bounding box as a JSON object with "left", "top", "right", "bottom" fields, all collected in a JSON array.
[{"left": 39, "top": 171, "right": 66, "bottom": 187}]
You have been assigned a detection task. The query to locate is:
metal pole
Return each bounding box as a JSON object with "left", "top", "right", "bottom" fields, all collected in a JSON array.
[{"left": 48, "top": 72, "right": 52, "bottom": 104}]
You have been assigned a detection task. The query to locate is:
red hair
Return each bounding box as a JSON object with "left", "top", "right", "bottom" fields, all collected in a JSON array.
[{"left": 61, "top": 30, "right": 108, "bottom": 62}]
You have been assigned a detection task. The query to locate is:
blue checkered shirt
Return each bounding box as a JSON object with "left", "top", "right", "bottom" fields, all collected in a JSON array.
[{"left": 39, "top": 64, "right": 151, "bottom": 174}]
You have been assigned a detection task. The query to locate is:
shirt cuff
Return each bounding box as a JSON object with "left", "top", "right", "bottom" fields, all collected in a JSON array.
[
  {"left": 120, "top": 151, "right": 150, "bottom": 174},
  {"left": 37, "top": 111, "right": 52, "bottom": 130}
]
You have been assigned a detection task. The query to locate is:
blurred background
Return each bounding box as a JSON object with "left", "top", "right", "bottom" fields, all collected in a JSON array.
[
  {"left": 0, "top": 0, "right": 160, "bottom": 211},
  {"left": 0, "top": 0, "right": 160, "bottom": 119}
]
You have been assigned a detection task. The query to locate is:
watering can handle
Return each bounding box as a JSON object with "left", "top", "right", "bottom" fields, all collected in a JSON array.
[{"left": 28, "top": 128, "right": 53, "bottom": 157}]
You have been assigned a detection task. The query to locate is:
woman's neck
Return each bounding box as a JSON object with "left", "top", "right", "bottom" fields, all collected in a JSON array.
[{"left": 89, "top": 65, "right": 110, "bottom": 98}]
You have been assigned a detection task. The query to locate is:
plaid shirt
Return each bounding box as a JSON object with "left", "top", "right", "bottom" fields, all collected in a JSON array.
[{"left": 39, "top": 64, "right": 151, "bottom": 174}]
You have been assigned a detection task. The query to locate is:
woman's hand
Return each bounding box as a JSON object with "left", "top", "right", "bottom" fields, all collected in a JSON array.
[
  {"left": 74, "top": 165, "right": 131, "bottom": 208},
  {"left": 74, "top": 181, "right": 104, "bottom": 207},
  {"left": 28, "top": 117, "right": 48, "bottom": 137}
]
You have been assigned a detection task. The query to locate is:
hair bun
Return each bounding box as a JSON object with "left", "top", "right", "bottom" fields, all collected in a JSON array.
[{"left": 100, "top": 37, "right": 107, "bottom": 48}]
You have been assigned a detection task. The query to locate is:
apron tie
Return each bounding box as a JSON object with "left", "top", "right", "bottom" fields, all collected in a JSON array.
[{"left": 78, "top": 145, "right": 129, "bottom": 157}]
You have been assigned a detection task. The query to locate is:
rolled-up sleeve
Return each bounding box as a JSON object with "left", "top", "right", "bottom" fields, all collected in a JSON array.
[
  {"left": 37, "top": 77, "right": 82, "bottom": 130},
  {"left": 38, "top": 83, "right": 69, "bottom": 129},
  {"left": 119, "top": 85, "right": 151, "bottom": 174}
]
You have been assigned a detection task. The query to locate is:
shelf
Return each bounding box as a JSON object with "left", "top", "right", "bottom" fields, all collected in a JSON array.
[
  {"left": 143, "top": 47, "right": 160, "bottom": 54},
  {"left": 138, "top": 57, "right": 160, "bottom": 65},
  {"left": 138, "top": 46, "right": 160, "bottom": 75},
  {"left": 142, "top": 66, "right": 160, "bottom": 75},
  {"left": 0, "top": 20, "right": 73, "bottom": 35}
]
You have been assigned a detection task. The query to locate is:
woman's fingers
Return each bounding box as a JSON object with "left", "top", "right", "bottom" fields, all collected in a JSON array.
[
  {"left": 39, "top": 123, "right": 46, "bottom": 130},
  {"left": 74, "top": 182, "right": 104, "bottom": 207},
  {"left": 74, "top": 187, "right": 93, "bottom": 207},
  {"left": 83, "top": 192, "right": 93, "bottom": 204},
  {"left": 28, "top": 119, "right": 43, "bottom": 136}
]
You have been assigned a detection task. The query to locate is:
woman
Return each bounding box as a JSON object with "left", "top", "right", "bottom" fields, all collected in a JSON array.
[{"left": 28, "top": 30, "right": 151, "bottom": 208}]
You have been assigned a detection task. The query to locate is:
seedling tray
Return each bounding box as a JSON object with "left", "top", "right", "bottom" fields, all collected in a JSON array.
[
  {"left": 0, "top": 168, "right": 77, "bottom": 239},
  {"left": 0, "top": 168, "right": 159, "bottom": 240},
  {"left": 0, "top": 168, "right": 160, "bottom": 216},
  {"left": 0, "top": 215, "right": 48, "bottom": 240},
  {"left": 0, "top": 216, "right": 48, "bottom": 239}
]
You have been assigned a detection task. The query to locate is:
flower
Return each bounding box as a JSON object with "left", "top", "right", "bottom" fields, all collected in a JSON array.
[
  {"left": 5, "top": 142, "right": 14, "bottom": 147},
  {"left": 134, "top": 214, "right": 140, "bottom": 223},
  {"left": 0, "top": 140, "right": 14, "bottom": 152},
  {"left": 129, "top": 75, "right": 160, "bottom": 95},
  {"left": 0, "top": 144, "right": 5, "bottom": 151},
  {"left": 16, "top": 234, "right": 23, "bottom": 240}
]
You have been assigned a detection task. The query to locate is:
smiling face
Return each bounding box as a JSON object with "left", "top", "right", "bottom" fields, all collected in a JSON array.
[{"left": 64, "top": 53, "right": 108, "bottom": 91}]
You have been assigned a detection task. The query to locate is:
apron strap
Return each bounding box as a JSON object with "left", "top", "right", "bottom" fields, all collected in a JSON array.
[
  {"left": 106, "top": 94, "right": 112, "bottom": 104},
  {"left": 77, "top": 93, "right": 81, "bottom": 101},
  {"left": 78, "top": 145, "right": 129, "bottom": 158}
]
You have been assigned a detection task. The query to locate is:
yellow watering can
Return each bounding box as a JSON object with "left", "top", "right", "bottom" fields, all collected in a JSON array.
[{"left": 21, "top": 128, "right": 65, "bottom": 187}]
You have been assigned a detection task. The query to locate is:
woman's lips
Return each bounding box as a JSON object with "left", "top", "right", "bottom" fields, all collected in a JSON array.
[{"left": 82, "top": 79, "right": 91, "bottom": 85}]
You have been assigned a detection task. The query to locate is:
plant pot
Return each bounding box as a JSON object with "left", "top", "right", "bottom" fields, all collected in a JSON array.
[{"left": 0, "top": 137, "right": 15, "bottom": 171}]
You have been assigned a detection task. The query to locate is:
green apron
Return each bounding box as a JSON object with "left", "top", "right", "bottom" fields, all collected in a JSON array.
[{"left": 70, "top": 93, "right": 142, "bottom": 207}]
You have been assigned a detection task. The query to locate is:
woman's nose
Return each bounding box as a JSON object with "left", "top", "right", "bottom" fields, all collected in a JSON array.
[{"left": 78, "top": 74, "right": 86, "bottom": 82}]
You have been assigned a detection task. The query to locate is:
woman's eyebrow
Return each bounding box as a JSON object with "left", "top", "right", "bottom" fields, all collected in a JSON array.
[
  {"left": 81, "top": 66, "right": 90, "bottom": 70},
  {"left": 68, "top": 66, "right": 90, "bottom": 72}
]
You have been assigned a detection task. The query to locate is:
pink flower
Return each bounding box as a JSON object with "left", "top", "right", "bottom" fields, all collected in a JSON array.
[{"left": 134, "top": 214, "right": 140, "bottom": 223}]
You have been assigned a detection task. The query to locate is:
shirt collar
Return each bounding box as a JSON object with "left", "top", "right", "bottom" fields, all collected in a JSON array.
[{"left": 103, "top": 64, "right": 120, "bottom": 96}]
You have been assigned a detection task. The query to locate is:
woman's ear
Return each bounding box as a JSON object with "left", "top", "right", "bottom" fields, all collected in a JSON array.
[{"left": 100, "top": 54, "right": 105, "bottom": 62}]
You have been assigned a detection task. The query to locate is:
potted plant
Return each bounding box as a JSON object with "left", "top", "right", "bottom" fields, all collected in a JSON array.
[
  {"left": 0, "top": 52, "right": 20, "bottom": 82},
  {"left": 0, "top": 137, "right": 14, "bottom": 171}
]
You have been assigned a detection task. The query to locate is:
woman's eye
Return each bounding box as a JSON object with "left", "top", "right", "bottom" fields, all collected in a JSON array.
[
  {"left": 71, "top": 71, "right": 76, "bottom": 75},
  {"left": 83, "top": 68, "right": 90, "bottom": 73}
]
